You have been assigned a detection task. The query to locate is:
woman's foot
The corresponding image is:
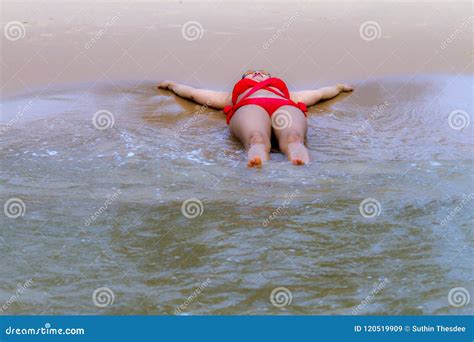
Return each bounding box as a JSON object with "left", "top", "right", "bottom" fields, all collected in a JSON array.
[
  {"left": 287, "top": 142, "right": 310, "bottom": 165},
  {"left": 247, "top": 144, "right": 268, "bottom": 167}
]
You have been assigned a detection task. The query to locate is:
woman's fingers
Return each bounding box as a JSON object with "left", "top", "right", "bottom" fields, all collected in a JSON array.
[
  {"left": 157, "top": 80, "right": 173, "bottom": 89},
  {"left": 337, "top": 83, "right": 354, "bottom": 92}
]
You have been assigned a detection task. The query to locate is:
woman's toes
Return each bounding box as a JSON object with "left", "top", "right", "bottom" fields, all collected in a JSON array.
[
  {"left": 247, "top": 156, "right": 262, "bottom": 168},
  {"left": 287, "top": 142, "right": 310, "bottom": 165},
  {"left": 247, "top": 144, "right": 268, "bottom": 167},
  {"left": 292, "top": 158, "right": 305, "bottom": 165}
]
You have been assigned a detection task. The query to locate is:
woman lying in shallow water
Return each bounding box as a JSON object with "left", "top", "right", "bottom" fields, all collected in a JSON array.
[{"left": 157, "top": 70, "right": 353, "bottom": 167}]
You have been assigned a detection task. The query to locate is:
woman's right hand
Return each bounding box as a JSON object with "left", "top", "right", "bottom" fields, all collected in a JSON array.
[{"left": 156, "top": 80, "right": 175, "bottom": 90}]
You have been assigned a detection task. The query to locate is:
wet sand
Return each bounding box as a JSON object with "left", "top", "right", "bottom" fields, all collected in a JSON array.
[
  {"left": 1, "top": 1, "right": 473, "bottom": 99},
  {"left": 0, "top": 1, "right": 473, "bottom": 315}
]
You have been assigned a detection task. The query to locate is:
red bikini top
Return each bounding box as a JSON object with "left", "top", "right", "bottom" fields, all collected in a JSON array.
[
  {"left": 229, "top": 77, "right": 290, "bottom": 104},
  {"left": 223, "top": 77, "right": 307, "bottom": 120}
]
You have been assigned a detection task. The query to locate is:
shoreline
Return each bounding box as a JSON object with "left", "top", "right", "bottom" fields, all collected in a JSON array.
[{"left": 1, "top": 2, "right": 472, "bottom": 98}]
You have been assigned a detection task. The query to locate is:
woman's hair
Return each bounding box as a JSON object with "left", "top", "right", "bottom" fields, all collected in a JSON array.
[{"left": 241, "top": 70, "right": 271, "bottom": 79}]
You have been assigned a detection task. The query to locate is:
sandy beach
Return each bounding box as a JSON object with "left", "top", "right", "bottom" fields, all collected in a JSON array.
[
  {"left": 0, "top": 1, "right": 472, "bottom": 315},
  {"left": 1, "top": 1, "right": 472, "bottom": 99}
]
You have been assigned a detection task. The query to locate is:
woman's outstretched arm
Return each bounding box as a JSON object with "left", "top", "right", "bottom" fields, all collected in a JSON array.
[
  {"left": 290, "top": 84, "right": 353, "bottom": 107},
  {"left": 157, "top": 80, "right": 231, "bottom": 110}
]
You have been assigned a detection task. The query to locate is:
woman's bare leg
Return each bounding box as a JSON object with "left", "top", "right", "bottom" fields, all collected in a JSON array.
[
  {"left": 229, "top": 105, "right": 272, "bottom": 167},
  {"left": 272, "top": 106, "right": 310, "bottom": 165}
]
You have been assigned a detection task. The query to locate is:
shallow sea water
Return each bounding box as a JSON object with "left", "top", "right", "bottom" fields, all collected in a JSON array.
[{"left": 0, "top": 74, "right": 472, "bottom": 314}]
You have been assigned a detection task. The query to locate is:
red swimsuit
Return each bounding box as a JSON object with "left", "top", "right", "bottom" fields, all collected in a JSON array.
[{"left": 223, "top": 77, "right": 307, "bottom": 124}]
